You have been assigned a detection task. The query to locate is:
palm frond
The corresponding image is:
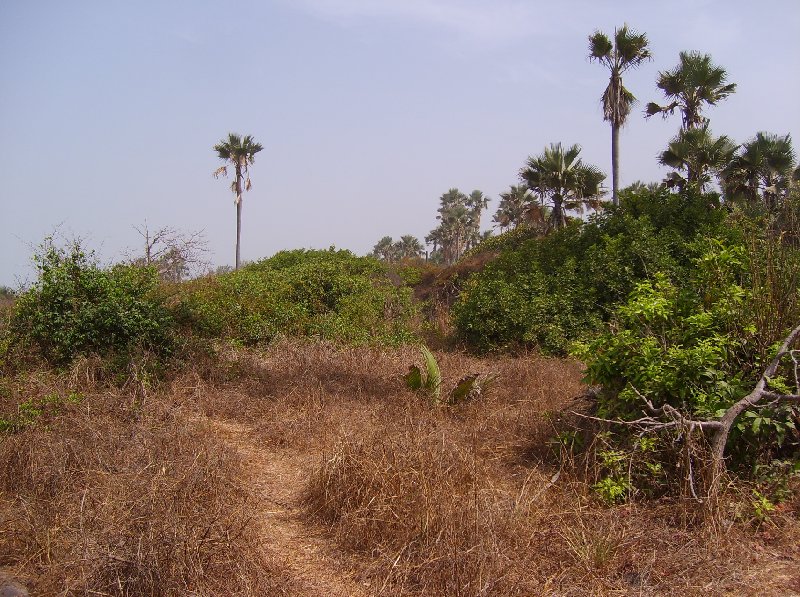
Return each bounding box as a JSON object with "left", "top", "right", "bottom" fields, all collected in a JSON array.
[{"left": 421, "top": 346, "right": 442, "bottom": 403}]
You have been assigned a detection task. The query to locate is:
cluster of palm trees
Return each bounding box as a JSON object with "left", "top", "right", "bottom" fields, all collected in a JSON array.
[
  {"left": 425, "top": 189, "right": 490, "bottom": 265},
  {"left": 487, "top": 27, "right": 797, "bottom": 234},
  {"left": 371, "top": 235, "right": 425, "bottom": 262},
  {"left": 210, "top": 26, "right": 798, "bottom": 269}
]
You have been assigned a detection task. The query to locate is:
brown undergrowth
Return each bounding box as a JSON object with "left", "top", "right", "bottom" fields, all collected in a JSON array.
[
  {"left": 1, "top": 341, "right": 799, "bottom": 595},
  {"left": 0, "top": 361, "right": 291, "bottom": 596}
]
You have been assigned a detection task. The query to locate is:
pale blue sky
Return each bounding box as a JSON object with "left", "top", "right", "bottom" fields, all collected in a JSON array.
[{"left": 1, "top": 0, "right": 798, "bottom": 285}]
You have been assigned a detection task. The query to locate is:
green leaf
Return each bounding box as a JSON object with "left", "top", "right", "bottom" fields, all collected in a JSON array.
[
  {"left": 449, "top": 373, "right": 479, "bottom": 404},
  {"left": 404, "top": 365, "right": 422, "bottom": 391},
  {"left": 420, "top": 346, "right": 442, "bottom": 402}
]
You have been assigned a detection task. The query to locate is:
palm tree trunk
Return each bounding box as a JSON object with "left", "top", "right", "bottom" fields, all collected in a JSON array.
[
  {"left": 611, "top": 122, "right": 620, "bottom": 205},
  {"left": 235, "top": 166, "right": 243, "bottom": 270},
  {"left": 236, "top": 200, "right": 242, "bottom": 270},
  {"left": 553, "top": 195, "right": 564, "bottom": 228}
]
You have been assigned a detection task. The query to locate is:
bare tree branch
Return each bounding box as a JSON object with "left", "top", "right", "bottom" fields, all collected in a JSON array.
[{"left": 130, "top": 223, "right": 210, "bottom": 282}]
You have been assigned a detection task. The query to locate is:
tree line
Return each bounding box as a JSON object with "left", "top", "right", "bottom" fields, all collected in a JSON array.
[{"left": 367, "top": 24, "right": 797, "bottom": 266}]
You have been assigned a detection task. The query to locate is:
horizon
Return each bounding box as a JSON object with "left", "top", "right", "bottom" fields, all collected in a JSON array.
[{"left": 1, "top": 0, "right": 799, "bottom": 286}]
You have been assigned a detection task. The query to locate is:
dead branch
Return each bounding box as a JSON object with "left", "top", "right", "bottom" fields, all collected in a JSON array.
[{"left": 578, "top": 322, "right": 800, "bottom": 498}]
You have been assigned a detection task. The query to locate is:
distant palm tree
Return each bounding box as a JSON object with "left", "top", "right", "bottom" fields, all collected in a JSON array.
[
  {"left": 722, "top": 132, "right": 796, "bottom": 210},
  {"left": 589, "top": 24, "right": 651, "bottom": 205},
  {"left": 646, "top": 51, "right": 736, "bottom": 131},
  {"left": 395, "top": 235, "right": 425, "bottom": 259},
  {"left": 465, "top": 190, "right": 489, "bottom": 250},
  {"left": 493, "top": 185, "right": 531, "bottom": 231},
  {"left": 521, "top": 143, "right": 606, "bottom": 229},
  {"left": 659, "top": 125, "right": 737, "bottom": 191},
  {"left": 372, "top": 236, "right": 396, "bottom": 262},
  {"left": 214, "top": 133, "right": 263, "bottom": 270}
]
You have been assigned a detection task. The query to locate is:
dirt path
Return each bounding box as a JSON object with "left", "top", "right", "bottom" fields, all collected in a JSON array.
[{"left": 203, "top": 418, "right": 370, "bottom": 597}]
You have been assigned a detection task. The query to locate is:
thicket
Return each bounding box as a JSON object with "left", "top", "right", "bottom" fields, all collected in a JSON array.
[
  {"left": 453, "top": 187, "right": 729, "bottom": 353},
  {"left": 175, "top": 248, "right": 417, "bottom": 346},
  {"left": 453, "top": 188, "right": 800, "bottom": 496},
  {"left": 7, "top": 241, "right": 175, "bottom": 366},
  {"left": 575, "top": 213, "right": 800, "bottom": 480}
]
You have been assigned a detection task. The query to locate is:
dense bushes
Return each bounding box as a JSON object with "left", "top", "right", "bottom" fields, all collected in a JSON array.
[
  {"left": 577, "top": 229, "right": 800, "bottom": 471},
  {"left": 9, "top": 242, "right": 175, "bottom": 365},
  {"left": 453, "top": 188, "right": 730, "bottom": 353},
  {"left": 175, "top": 249, "right": 417, "bottom": 346},
  {"left": 4, "top": 245, "right": 417, "bottom": 371}
]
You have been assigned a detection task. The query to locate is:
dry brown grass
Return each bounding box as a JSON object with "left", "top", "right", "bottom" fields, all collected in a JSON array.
[
  {"left": 2, "top": 340, "right": 799, "bottom": 595},
  {"left": 0, "top": 366, "right": 291, "bottom": 596}
]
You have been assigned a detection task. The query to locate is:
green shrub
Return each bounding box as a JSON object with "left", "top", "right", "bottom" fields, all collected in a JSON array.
[
  {"left": 176, "top": 249, "right": 417, "bottom": 346},
  {"left": 454, "top": 256, "right": 600, "bottom": 353},
  {"left": 453, "top": 188, "right": 728, "bottom": 354},
  {"left": 391, "top": 260, "right": 440, "bottom": 288},
  {"left": 10, "top": 241, "right": 175, "bottom": 365},
  {"left": 576, "top": 232, "right": 800, "bottom": 473}
]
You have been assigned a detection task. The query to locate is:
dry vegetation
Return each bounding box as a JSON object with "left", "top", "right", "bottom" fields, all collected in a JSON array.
[{"left": 2, "top": 341, "right": 799, "bottom": 595}]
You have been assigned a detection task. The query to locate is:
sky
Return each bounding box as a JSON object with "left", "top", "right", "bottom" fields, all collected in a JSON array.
[{"left": 1, "top": 0, "right": 798, "bottom": 285}]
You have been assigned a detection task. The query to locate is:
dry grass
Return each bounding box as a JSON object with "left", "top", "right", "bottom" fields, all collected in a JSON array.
[
  {"left": 2, "top": 340, "right": 799, "bottom": 595},
  {"left": 0, "top": 366, "right": 291, "bottom": 596}
]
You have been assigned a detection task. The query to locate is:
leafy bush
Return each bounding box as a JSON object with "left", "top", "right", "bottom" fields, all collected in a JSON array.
[
  {"left": 176, "top": 249, "right": 417, "bottom": 346},
  {"left": 576, "top": 232, "right": 800, "bottom": 473},
  {"left": 390, "top": 259, "right": 441, "bottom": 288},
  {"left": 10, "top": 241, "right": 175, "bottom": 365},
  {"left": 454, "top": 188, "right": 728, "bottom": 353}
]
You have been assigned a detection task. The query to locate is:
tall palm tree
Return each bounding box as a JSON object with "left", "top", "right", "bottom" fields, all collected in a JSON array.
[
  {"left": 589, "top": 24, "right": 651, "bottom": 205},
  {"left": 646, "top": 51, "right": 736, "bottom": 131},
  {"left": 464, "top": 190, "right": 489, "bottom": 250},
  {"left": 213, "top": 133, "right": 263, "bottom": 270},
  {"left": 521, "top": 143, "right": 606, "bottom": 229},
  {"left": 658, "top": 125, "right": 737, "bottom": 192},
  {"left": 722, "top": 132, "right": 796, "bottom": 210}
]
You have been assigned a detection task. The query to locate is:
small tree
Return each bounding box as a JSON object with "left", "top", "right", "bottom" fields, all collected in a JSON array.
[{"left": 132, "top": 224, "right": 209, "bottom": 282}]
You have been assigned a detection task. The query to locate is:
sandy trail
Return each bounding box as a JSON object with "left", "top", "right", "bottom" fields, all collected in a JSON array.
[{"left": 204, "top": 418, "right": 370, "bottom": 597}]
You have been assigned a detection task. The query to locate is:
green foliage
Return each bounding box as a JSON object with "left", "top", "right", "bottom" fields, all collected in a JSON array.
[
  {"left": 454, "top": 188, "right": 727, "bottom": 354},
  {"left": 0, "top": 390, "right": 84, "bottom": 434},
  {"left": 176, "top": 249, "right": 417, "bottom": 346},
  {"left": 575, "top": 270, "right": 750, "bottom": 420},
  {"left": 391, "top": 260, "right": 440, "bottom": 288},
  {"left": 577, "top": 222, "right": 800, "bottom": 473},
  {"left": 593, "top": 476, "right": 630, "bottom": 505},
  {"left": 10, "top": 240, "right": 175, "bottom": 365},
  {"left": 405, "top": 346, "right": 442, "bottom": 403},
  {"left": 750, "top": 490, "right": 776, "bottom": 523},
  {"left": 404, "top": 346, "right": 495, "bottom": 406}
]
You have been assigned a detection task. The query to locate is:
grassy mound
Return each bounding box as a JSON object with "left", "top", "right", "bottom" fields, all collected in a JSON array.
[{"left": 175, "top": 249, "right": 417, "bottom": 346}]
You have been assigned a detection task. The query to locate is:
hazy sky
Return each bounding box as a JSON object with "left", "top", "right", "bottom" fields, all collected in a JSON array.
[{"left": 1, "top": 0, "right": 798, "bottom": 285}]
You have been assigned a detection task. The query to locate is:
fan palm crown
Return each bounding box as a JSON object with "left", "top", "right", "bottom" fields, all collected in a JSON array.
[
  {"left": 521, "top": 143, "right": 605, "bottom": 229},
  {"left": 646, "top": 51, "right": 736, "bottom": 130}
]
